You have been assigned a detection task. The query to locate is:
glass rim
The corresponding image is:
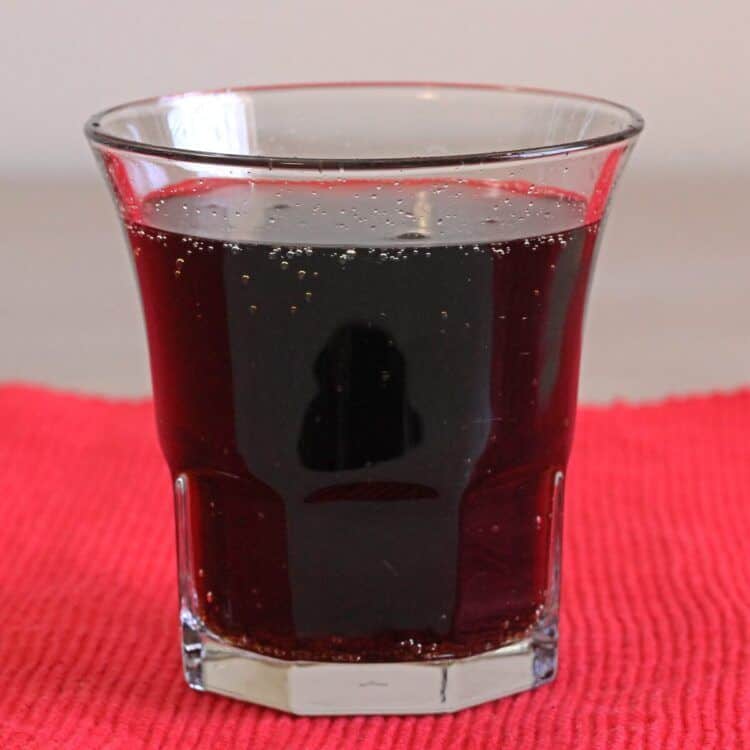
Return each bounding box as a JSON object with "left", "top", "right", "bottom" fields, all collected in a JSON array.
[{"left": 84, "top": 81, "right": 644, "bottom": 172}]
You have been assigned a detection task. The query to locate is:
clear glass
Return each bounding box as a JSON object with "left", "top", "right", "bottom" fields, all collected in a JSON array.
[{"left": 86, "top": 82, "right": 642, "bottom": 715}]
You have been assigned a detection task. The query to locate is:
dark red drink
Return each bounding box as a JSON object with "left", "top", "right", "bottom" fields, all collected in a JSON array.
[{"left": 127, "top": 181, "right": 598, "bottom": 662}]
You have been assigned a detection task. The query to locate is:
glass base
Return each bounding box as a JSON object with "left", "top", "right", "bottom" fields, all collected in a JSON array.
[{"left": 180, "top": 610, "right": 558, "bottom": 715}]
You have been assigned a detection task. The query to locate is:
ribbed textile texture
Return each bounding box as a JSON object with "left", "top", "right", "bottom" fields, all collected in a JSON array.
[{"left": 1, "top": 385, "right": 748, "bottom": 749}]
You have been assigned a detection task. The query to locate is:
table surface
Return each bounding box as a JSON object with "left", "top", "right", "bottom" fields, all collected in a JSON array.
[
  {"left": 2, "top": 169, "right": 746, "bottom": 403},
  {"left": 2, "top": 385, "right": 748, "bottom": 748}
]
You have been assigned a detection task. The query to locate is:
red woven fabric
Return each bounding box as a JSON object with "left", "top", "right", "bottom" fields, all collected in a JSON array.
[{"left": 1, "top": 385, "right": 748, "bottom": 749}]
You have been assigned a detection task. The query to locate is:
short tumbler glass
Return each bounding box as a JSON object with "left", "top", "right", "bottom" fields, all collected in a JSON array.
[{"left": 86, "top": 83, "right": 642, "bottom": 715}]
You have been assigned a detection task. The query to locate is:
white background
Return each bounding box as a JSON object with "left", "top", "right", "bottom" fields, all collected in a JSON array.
[
  {"left": 1, "top": 1, "right": 748, "bottom": 401},
  {"left": 2, "top": 0, "right": 748, "bottom": 177}
]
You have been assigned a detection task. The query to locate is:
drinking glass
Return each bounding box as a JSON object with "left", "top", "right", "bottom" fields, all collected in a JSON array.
[{"left": 85, "top": 83, "right": 642, "bottom": 715}]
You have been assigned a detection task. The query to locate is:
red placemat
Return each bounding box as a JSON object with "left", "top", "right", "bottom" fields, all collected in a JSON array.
[{"left": 0, "top": 385, "right": 748, "bottom": 749}]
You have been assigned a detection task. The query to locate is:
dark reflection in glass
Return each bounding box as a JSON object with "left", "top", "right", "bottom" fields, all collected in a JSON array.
[
  {"left": 298, "top": 324, "right": 423, "bottom": 471},
  {"left": 304, "top": 481, "right": 438, "bottom": 504}
]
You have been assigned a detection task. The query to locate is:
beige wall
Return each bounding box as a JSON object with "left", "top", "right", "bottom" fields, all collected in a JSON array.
[
  {"left": 0, "top": 2, "right": 747, "bottom": 401},
  {"left": 1, "top": 0, "right": 748, "bottom": 177}
]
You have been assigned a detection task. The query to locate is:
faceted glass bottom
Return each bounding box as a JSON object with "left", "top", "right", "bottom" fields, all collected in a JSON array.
[{"left": 181, "top": 610, "right": 558, "bottom": 715}]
